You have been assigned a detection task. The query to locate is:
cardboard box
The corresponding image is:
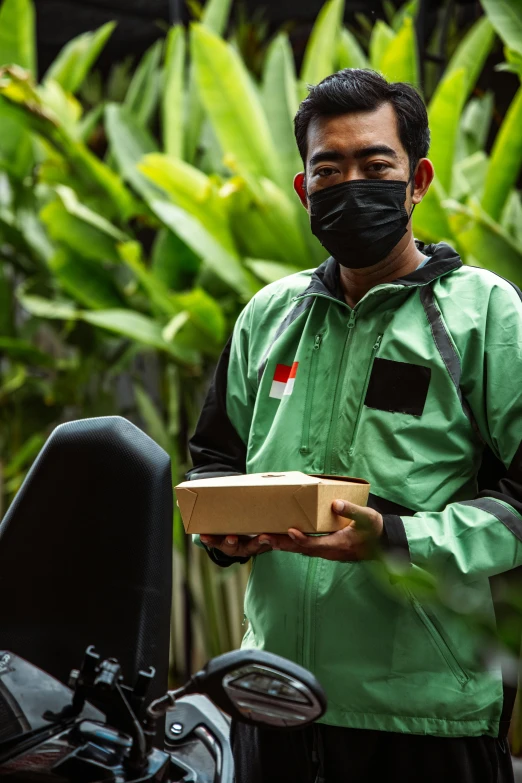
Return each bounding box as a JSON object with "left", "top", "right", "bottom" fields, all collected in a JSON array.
[{"left": 175, "top": 472, "right": 371, "bottom": 535}]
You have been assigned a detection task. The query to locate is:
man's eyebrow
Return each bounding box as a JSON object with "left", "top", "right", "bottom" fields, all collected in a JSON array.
[
  {"left": 308, "top": 150, "right": 346, "bottom": 168},
  {"left": 308, "top": 145, "right": 398, "bottom": 169},
  {"left": 353, "top": 144, "right": 398, "bottom": 160}
]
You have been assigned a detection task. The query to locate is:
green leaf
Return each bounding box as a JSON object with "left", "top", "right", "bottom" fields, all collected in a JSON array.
[
  {"left": 337, "top": 27, "right": 370, "bottom": 70},
  {"left": 392, "top": 0, "right": 418, "bottom": 31},
  {"left": 201, "top": 0, "right": 233, "bottom": 34},
  {"left": 452, "top": 151, "right": 489, "bottom": 201},
  {"left": 445, "top": 198, "right": 522, "bottom": 286},
  {"left": 428, "top": 68, "right": 467, "bottom": 193},
  {"left": 481, "top": 86, "right": 522, "bottom": 222},
  {"left": 117, "top": 240, "right": 177, "bottom": 316},
  {"left": 0, "top": 96, "right": 33, "bottom": 179},
  {"left": 379, "top": 14, "right": 419, "bottom": 86},
  {"left": 0, "top": 0, "right": 36, "bottom": 74},
  {"left": 150, "top": 198, "right": 255, "bottom": 298},
  {"left": 171, "top": 287, "right": 226, "bottom": 343},
  {"left": 82, "top": 308, "right": 192, "bottom": 359},
  {"left": 480, "top": 0, "right": 522, "bottom": 56},
  {"left": 4, "top": 433, "right": 45, "bottom": 478},
  {"left": 44, "top": 21, "right": 116, "bottom": 94},
  {"left": 444, "top": 17, "right": 495, "bottom": 100},
  {"left": 502, "top": 190, "right": 522, "bottom": 246},
  {"left": 151, "top": 229, "right": 200, "bottom": 290},
  {"left": 124, "top": 40, "right": 163, "bottom": 128},
  {"left": 459, "top": 92, "right": 494, "bottom": 158},
  {"left": 225, "top": 176, "right": 310, "bottom": 267},
  {"left": 184, "top": 0, "right": 233, "bottom": 163},
  {"left": 0, "top": 337, "right": 52, "bottom": 366},
  {"left": 245, "top": 258, "right": 301, "bottom": 283},
  {"left": 0, "top": 69, "right": 135, "bottom": 220},
  {"left": 301, "top": 0, "right": 345, "bottom": 86},
  {"left": 163, "top": 25, "right": 186, "bottom": 159},
  {"left": 369, "top": 20, "right": 396, "bottom": 71},
  {"left": 413, "top": 177, "right": 454, "bottom": 243},
  {"left": 190, "top": 24, "right": 279, "bottom": 185},
  {"left": 134, "top": 385, "right": 172, "bottom": 452},
  {"left": 261, "top": 33, "right": 302, "bottom": 200},
  {"left": 105, "top": 102, "right": 159, "bottom": 197},
  {"left": 49, "top": 247, "right": 125, "bottom": 309},
  {"left": 139, "top": 153, "right": 235, "bottom": 253},
  {"left": 0, "top": 261, "right": 13, "bottom": 335},
  {"left": 17, "top": 290, "right": 78, "bottom": 320},
  {"left": 40, "top": 193, "right": 126, "bottom": 264}
]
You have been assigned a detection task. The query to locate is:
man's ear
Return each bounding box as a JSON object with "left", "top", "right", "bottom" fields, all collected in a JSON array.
[
  {"left": 412, "top": 158, "right": 434, "bottom": 204},
  {"left": 293, "top": 172, "right": 308, "bottom": 210}
]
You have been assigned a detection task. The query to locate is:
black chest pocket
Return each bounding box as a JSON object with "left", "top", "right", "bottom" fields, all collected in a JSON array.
[{"left": 364, "top": 358, "right": 431, "bottom": 417}]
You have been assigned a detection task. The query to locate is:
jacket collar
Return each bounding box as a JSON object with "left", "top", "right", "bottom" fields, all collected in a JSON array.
[{"left": 303, "top": 242, "right": 463, "bottom": 302}]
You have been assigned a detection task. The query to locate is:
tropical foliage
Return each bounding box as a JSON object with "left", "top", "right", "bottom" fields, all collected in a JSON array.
[{"left": 0, "top": 0, "right": 522, "bottom": 685}]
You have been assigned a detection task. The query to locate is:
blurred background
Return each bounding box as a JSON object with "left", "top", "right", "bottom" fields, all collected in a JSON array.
[{"left": 0, "top": 0, "right": 521, "bottom": 717}]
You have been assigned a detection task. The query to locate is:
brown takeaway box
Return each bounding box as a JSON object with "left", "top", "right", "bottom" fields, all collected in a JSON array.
[{"left": 175, "top": 471, "right": 371, "bottom": 535}]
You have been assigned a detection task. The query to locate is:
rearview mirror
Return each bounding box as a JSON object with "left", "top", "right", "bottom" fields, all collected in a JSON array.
[{"left": 183, "top": 649, "right": 326, "bottom": 728}]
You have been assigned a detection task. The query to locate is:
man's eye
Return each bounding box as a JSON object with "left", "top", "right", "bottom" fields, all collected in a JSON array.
[
  {"left": 317, "top": 167, "right": 337, "bottom": 177},
  {"left": 367, "top": 162, "right": 389, "bottom": 172}
]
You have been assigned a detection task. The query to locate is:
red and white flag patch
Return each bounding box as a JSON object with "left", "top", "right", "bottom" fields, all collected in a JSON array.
[{"left": 269, "top": 362, "right": 299, "bottom": 399}]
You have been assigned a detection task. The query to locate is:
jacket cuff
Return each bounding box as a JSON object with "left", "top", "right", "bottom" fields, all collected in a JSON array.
[
  {"left": 381, "top": 514, "right": 411, "bottom": 562},
  {"left": 204, "top": 545, "right": 251, "bottom": 568}
]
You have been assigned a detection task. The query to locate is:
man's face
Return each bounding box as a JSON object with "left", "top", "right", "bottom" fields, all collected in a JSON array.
[{"left": 294, "top": 103, "right": 417, "bottom": 211}]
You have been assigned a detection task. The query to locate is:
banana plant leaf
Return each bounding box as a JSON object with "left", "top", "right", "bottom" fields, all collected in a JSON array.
[
  {"left": 163, "top": 25, "right": 186, "bottom": 159},
  {"left": 428, "top": 67, "right": 467, "bottom": 194},
  {"left": 44, "top": 22, "right": 116, "bottom": 94},
  {"left": 48, "top": 247, "right": 126, "bottom": 309},
  {"left": 185, "top": 0, "right": 234, "bottom": 163},
  {"left": 452, "top": 151, "right": 489, "bottom": 201},
  {"left": 117, "top": 240, "right": 178, "bottom": 317},
  {"left": 261, "top": 33, "right": 301, "bottom": 202},
  {"left": 139, "top": 153, "right": 236, "bottom": 254},
  {"left": 443, "top": 17, "right": 495, "bottom": 101},
  {"left": 149, "top": 198, "right": 256, "bottom": 298},
  {"left": 105, "top": 102, "right": 160, "bottom": 198},
  {"left": 445, "top": 197, "right": 522, "bottom": 287},
  {"left": 369, "top": 20, "right": 396, "bottom": 71},
  {"left": 481, "top": 86, "right": 522, "bottom": 223},
  {"left": 337, "top": 27, "right": 369, "bottom": 70},
  {"left": 480, "top": 0, "right": 522, "bottom": 57},
  {"left": 300, "top": 0, "right": 345, "bottom": 89},
  {"left": 124, "top": 40, "right": 163, "bottom": 129},
  {"left": 40, "top": 186, "right": 128, "bottom": 263},
  {"left": 502, "top": 190, "right": 522, "bottom": 246},
  {"left": 458, "top": 92, "right": 494, "bottom": 159},
  {"left": 379, "top": 14, "right": 419, "bottom": 86},
  {"left": 0, "top": 0, "right": 35, "bottom": 74},
  {"left": 151, "top": 229, "right": 201, "bottom": 291},
  {"left": 413, "top": 177, "right": 454, "bottom": 244},
  {"left": 245, "top": 258, "right": 302, "bottom": 283},
  {"left": 190, "top": 24, "right": 280, "bottom": 188}
]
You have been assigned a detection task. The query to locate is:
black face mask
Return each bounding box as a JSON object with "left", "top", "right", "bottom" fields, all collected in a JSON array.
[{"left": 309, "top": 179, "right": 412, "bottom": 269}]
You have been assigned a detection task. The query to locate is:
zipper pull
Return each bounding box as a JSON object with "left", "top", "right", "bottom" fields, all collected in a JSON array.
[
  {"left": 242, "top": 614, "right": 247, "bottom": 627},
  {"left": 347, "top": 311, "right": 356, "bottom": 329},
  {"left": 314, "top": 334, "right": 322, "bottom": 350},
  {"left": 373, "top": 335, "right": 382, "bottom": 351}
]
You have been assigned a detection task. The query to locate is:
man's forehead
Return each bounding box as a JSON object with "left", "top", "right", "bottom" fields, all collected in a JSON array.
[{"left": 306, "top": 103, "right": 404, "bottom": 163}]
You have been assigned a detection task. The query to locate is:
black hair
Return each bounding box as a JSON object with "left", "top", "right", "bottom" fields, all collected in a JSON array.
[{"left": 294, "top": 68, "right": 430, "bottom": 179}]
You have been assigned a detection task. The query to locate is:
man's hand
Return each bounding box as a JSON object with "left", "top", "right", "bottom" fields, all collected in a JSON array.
[
  {"left": 255, "top": 500, "right": 384, "bottom": 562},
  {"left": 199, "top": 534, "right": 272, "bottom": 558}
]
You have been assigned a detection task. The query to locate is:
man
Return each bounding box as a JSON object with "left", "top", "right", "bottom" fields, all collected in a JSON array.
[{"left": 187, "top": 69, "right": 522, "bottom": 782}]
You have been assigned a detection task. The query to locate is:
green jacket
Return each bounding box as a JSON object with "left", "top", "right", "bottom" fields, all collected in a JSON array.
[{"left": 188, "top": 242, "right": 522, "bottom": 737}]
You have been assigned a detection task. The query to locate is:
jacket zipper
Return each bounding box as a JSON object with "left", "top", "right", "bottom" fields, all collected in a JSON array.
[
  {"left": 407, "top": 590, "right": 469, "bottom": 686},
  {"left": 324, "top": 309, "right": 357, "bottom": 474},
  {"left": 300, "top": 334, "right": 322, "bottom": 454},
  {"left": 347, "top": 335, "right": 382, "bottom": 458}
]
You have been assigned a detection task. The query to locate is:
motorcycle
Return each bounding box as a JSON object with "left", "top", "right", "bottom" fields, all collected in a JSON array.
[
  {"left": 0, "top": 416, "right": 327, "bottom": 782},
  {"left": 0, "top": 643, "right": 326, "bottom": 781}
]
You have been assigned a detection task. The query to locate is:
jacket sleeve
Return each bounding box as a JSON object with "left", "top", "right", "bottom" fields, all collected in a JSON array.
[
  {"left": 187, "top": 302, "right": 257, "bottom": 567},
  {"left": 383, "top": 281, "right": 522, "bottom": 578}
]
